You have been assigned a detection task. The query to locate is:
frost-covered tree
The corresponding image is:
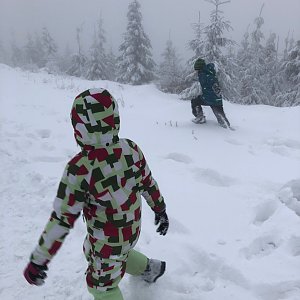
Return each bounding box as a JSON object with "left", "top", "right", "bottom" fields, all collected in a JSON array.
[
  {"left": 117, "top": 0, "right": 156, "bottom": 85},
  {"left": 24, "top": 33, "right": 45, "bottom": 69},
  {"left": 58, "top": 44, "right": 72, "bottom": 73},
  {"left": 263, "top": 33, "right": 282, "bottom": 103},
  {"left": 106, "top": 47, "right": 117, "bottom": 81},
  {"left": 86, "top": 16, "right": 108, "bottom": 80},
  {"left": 181, "top": 1, "right": 237, "bottom": 101},
  {"left": 41, "top": 27, "right": 57, "bottom": 60},
  {"left": 203, "top": 0, "right": 237, "bottom": 100},
  {"left": 238, "top": 6, "right": 270, "bottom": 105},
  {"left": 0, "top": 40, "right": 8, "bottom": 64},
  {"left": 283, "top": 33, "right": 295, "bottom": 60},
  {"left": 41, "top": 27, "right": 58, "bottom": 72},
  {"left": 67, "top": 27, "right": 87, "bottom": 77},
  {"left": 180, "top": 12, "right": 205, "bottom": 100},
  {"left": 158, "top": 37, "right": 183, "bottom": 94},
  {"left": 276, "top": 40, "right": 300, "bottom": 106},
  {"left": 10, "top": 38, "right": 24, "bottom": 68}
]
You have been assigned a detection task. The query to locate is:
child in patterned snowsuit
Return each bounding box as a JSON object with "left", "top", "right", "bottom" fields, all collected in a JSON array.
[
  {"left": 191, "top": 58, "right": 231, "bottom": 128},
  {"left": 24, "top": 88, "right": 169, "bottom": 300}
]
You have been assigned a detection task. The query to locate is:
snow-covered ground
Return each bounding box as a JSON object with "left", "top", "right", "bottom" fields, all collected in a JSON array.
[{"left": 1, "top": 64, "right": 300, "bottom": 300}]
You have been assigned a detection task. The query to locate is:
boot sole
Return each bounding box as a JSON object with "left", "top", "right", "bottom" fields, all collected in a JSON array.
[{"left": 153, "top": 261, "right": 166, "bottom": 283}]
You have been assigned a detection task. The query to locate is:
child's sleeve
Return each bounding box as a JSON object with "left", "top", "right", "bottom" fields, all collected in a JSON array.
[
  {"left": 136, "top": 145, "right": 166, "bottom": 213},
  {"left": 30, "top": 157, "right": 86, "bottom": 266}
]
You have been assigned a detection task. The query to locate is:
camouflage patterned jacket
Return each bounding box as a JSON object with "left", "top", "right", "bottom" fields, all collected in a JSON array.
[{"left": 30, "top": 88, "right": 166, "bottom": 273}]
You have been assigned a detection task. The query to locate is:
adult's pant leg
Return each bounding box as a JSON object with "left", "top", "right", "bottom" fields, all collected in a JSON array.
[
  {"left": 88, "top": 287, "right": 124, "bottom": 300},
  {"left": 191, "top": 96, "right": 204, "bottom": 117},
  {"left": 125, "top": 249, "right": 148, "bottom": 276},
  {"left": 211, "top": 106, "right": 230, "bottom": 127}
]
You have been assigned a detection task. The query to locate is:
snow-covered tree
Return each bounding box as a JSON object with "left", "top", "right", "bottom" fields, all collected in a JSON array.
[
  {"left": 41, "top": 27, "right": 57, "bottom": 60},
  {"left": 283, "top": 33, "right": 295, "bottom": 60},
  {"left": 67, "top": 27, "right": 87, "bottom": 77},
  {"left": 58, "top": 44, "right": 72, "bottom": 74},
  {"left": 181, "top": 1, "right": 237, "bottom": 101},
  {"left": 117, "top": 0, "right": 156, "bottom": 85},
  {"left": 263, "top": 33, "right": 282, "bottom": 103},
  {"left": 276, "top": 40, "right": 300, "bottom": 106},
  {"left": 10, "top": 38, "right": 24, "bottom": 68},
  {"left": 203, "top": 0, "right": 237, "bottom": 100},
  {"left": 86, "top": 16, "right": 108, "bottom": 80},
  {"left": 24, "top": 33, "right": 45, "bottom": 69},
  {"left": 238, "top": 6, "right": 270, "bottom": 105},
  {"left": 158, "top": 37, "right": 183, "bottom": 94},
  {"left": 106, "top": 47, "right": 117, "bottom": 81},
  {"left": 41, "top": 27, "right": 58, "bottom": 73},
  {"left": 179, "top": 12, "right": 205, "bottom": 100},
  {"left": 0, "top": 40, "right": 8, "bottom": 64}
]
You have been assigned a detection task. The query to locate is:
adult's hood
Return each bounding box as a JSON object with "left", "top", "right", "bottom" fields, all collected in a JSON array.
[
  {"left": 71, "top": 88, "right": 120, "bottom": 148},
  {"left": 205, "top": 63, "right": 216, "bottom": 76}
]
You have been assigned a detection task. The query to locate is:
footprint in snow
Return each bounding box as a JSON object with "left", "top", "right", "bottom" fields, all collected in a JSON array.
[
  {"left": 225, "top": 137, "right": 244, "bottom": 146},
  {"left": 193, "top": 168, "right": 236, "bottom": 187},
  {"left": 165, "top": 152, "right": 193, "bottom": 164},
  {"left": 36, "top": 129, "right": 51, "bottom": 139},
  {"left": 265, "top": 138, "right": 300, "bottom": 158},
  {"left": 255, "top": 280, "right": 300, "bottom": 300},
  {"left": 278, "top": 179, "right": 300, "bottom": 217},
  {"left": 186, "top": 246, "right": 250, "bottom": 290},
  {"left": 287, "top": 236, "right": 300, "bottom": 256},
  {"left": 240, "top": 234, "right": 281, "bottom": 259},
  {"left": 252, "top": 201, "right": 278, "bottom": 225}
]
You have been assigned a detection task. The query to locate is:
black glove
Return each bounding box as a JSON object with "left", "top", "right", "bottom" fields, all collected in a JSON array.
[
  {"left": 154, "top": 210, "right": 169, "bottom": 236},
  {"left": 24, "top": 262, "right": 48, "bottom": 286}
]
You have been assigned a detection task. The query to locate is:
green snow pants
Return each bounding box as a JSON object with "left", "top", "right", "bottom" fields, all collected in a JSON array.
[{"left": 88, "top": 249, "right": 148, "bottom": 300}]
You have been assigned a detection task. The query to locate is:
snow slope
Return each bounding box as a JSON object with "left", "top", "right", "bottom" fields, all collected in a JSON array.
[{"left": 1, "top": 64, "right": 300, "bottom": 300}]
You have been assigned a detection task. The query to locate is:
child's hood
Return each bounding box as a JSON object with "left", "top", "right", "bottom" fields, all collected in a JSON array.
[{"left": 71, "top": 88, "right": 120, "bottom": 148}]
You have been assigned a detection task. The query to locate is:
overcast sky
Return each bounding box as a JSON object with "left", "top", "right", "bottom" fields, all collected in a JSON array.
[{"left": 1, "top": 0, "right": 299, "bottom": 60}]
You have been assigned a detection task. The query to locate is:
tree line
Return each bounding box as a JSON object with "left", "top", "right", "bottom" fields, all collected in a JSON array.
[{"left": 0, "top": 0, "right": 299, "bottom": 106}]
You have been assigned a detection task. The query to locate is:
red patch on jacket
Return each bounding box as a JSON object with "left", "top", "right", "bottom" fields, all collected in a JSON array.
[
  {"left": 88, "top": 149, "right": 109, "bottom": 161},
  {"left": 122, "top": 226, "right": 132, "bottom": 241},
  {"left": 103, "top": 222, "right": 118, "bottom": 237},
  {"left": 113, "top": 148, "right": 122, "bottom": 159},
  {"left": 67, "top": 194, "right": 75, "bottom": 206},
  {"left": 71, "top": 107, "right": 84, "bottom": 123},
  {"left": 77, "top": 165, "right": 89, "bottom": 175},
  {"left": 91, "top": 93, "right": 112, "bottom": 108},
  {"left": 102, "top": 115, "right": 115, "bottom": 128},
  {"left": 100, "top": 244, "right": 113, "bottom": 258}
]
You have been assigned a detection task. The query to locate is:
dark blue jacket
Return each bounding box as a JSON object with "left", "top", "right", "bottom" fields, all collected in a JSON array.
[{"left": 198, "top": 63, "right": 223, "bottom": 106}]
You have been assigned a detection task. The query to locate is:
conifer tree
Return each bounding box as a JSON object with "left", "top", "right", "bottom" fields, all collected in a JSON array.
[
  {"left": 106, "top": 47, "right": 117, "bottom": 81},
  {"left": 67, "top": 27, "right": 87, "bottom": 77},
  {"left": 86, "top": 16, "right": 108, "bottom": 80},
  {"left": 158, "top": 37, "right": 183, "bottom": 94},
  {"left": 117, "top": 0, "right": 156, "bottom": 85},
  {"left": 277, "top": 40, "right": 300, "bottom": 106},
  {"left": 41, "top": 27, "right": 57, "bottom": 60},
  {"left": 238, "top": 6, "right": 270, "bottom": 104},
  {"left": 0, "top": 40, "right": 7, "bottom": 64},
  {"left": 41, "top": 27, "right": 58, "bottom": 72},
  {"left": 203, "top": 0, "right": 236, "bottom": 100},
  {"left": 180, "top": 12, "right": 205, "bottom": 100},
  {"left": 10, "top": 38, "right": 24, "bottom": 68},
  {"left": 24, "top": 33, "right": 45, "bottom": 69}
]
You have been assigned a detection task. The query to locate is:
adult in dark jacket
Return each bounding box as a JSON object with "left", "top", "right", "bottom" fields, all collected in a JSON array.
[{"left": 191, "top": 58, "right": 230, "bottom": 128}]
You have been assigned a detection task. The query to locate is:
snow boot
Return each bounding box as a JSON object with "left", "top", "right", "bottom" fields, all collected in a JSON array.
[
  {"left": 141, "top": 259, "right": 166, "bottom": 283},
  {"left": 192, "top": 115, "right": 206, "bottom": 124}
]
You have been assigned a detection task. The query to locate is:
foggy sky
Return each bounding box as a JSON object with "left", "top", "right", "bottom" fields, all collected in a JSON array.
[{"left": 1, "top": 0, "right": 299, "bottom": 60}]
